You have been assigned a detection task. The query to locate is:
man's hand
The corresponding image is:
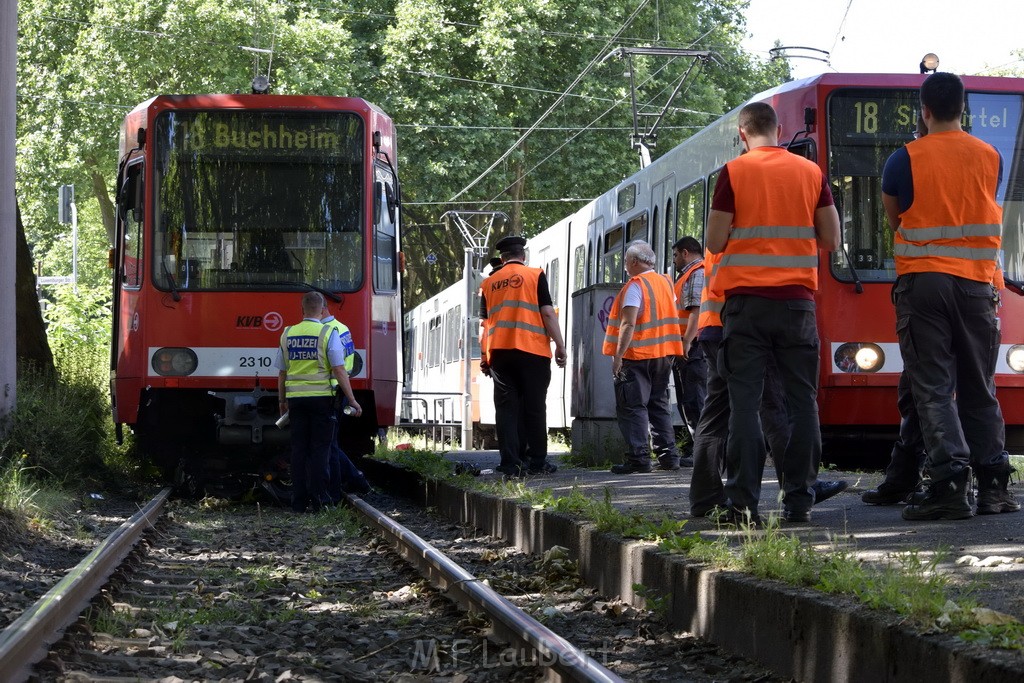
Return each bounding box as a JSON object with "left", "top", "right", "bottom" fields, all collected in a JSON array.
[
  {"left": 480, "top": 359, "right": 492, "bottom": 377},
  {"left": 611, "top": 356, "right": 623, "bottom": 379},
  {"left": 554, "top": 347, "right": 567, "bottom": 368}
]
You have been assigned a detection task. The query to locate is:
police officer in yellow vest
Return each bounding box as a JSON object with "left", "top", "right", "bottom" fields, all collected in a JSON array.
[
  {"left": 480, "top": 234, "right": 566, "bottom": 477},
  {"left": 603, "top": 240, "right": 685, "bottom": 473},
  {"left": 276, "top": 291, "right": 361, "bottom": 512},
  {"left": 320, "top": 303, "right": 371, "bottom": 500},
  {"left": 882, "top": 72, "right": 1019, "bottom": 521},
  {"left": 706, "top": 101, "right": 841, "bottom": 526}
]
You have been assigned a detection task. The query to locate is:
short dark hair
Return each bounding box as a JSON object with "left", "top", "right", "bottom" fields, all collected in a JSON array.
[
  {"left": 921, "top": 72, "right": 964, "bottom": 123},
  {"left": 673, "top": 236, "right": 702, "bottom": 254},
  {"left": 738, "top": 102, "right": 778, "bottom": 137}
]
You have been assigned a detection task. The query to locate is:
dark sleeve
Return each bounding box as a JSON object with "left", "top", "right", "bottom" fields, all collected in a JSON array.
[
  {"left": 817, "top": 172, "right": 835, "bottom": 208},
  {"left": 710, "top": 165, "right": 734, "bottom": 212},
  {"left": 537, "top": 272, "right": 553, "bottom": 308},
  {"left": 480, "top": 293, "right": 488, "bottom": 319},
  {"left": 881, "top": 147, "right": 914, "bottom": 212}
]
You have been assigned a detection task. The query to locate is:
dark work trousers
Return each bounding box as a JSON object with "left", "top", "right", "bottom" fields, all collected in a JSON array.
[
  {"left": 288, "top": 395, "right": 336, "bottom": 512},
  {"left": 615, "top": 356, "right": 680, "bottom": 465},
  {"left": 882, "top": 370, "right": 928, "bottom": 488},
  {"left": 328, "top": 414, "right": 370, "bottom": 503},
  {"left": 894, "top": 272, "right": 1007, "bottom": 482},
  {"left": 672, "top": 344, "right": 707, "bottom": 436},
  {"left": 722, "top": 295, "right": 820, "bottom": 515},
  {"left": 490, "top": 349, "right": 552, "bottom": 469},
  {"left": 689, "top": 335, "right": 790, "bottom": 515}
]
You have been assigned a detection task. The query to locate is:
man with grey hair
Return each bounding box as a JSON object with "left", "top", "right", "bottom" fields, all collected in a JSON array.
[{"left": 602, "top": 240, "right": 685, "bottom": 473}]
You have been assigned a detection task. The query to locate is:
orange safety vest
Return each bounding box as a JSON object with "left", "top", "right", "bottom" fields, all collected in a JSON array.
[
  {"left": 698, "top": 250, "right": 725, "bottom": 331},
  {"left": 674, "top": 258, "right": 704, "bottom": 310},
  {"left": 603, "top": 270, "right": 684, "bottom": 359},
  {"left": 481, "top": 262, "right": 552, "bottom": 358},
  {"left": 713, "top": 147, "right": 822, "bottom": 293},
  {"left": 896, "top": 131, "right": 1002, "bottom": 283}
]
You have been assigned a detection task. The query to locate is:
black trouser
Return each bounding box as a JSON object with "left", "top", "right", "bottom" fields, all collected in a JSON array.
[
  {"left": 490, "top": 349, "right": 552, "bottom": 469},
  {"left": 881, "top": 370, "right": 928, "bottom": 488},
  {"left": 722, "top": 295, "right": 820, "bottom": 515},
  {"left": 288, "top": 395, "right": 336, "bottom": 512},
  {"left": 672, "top": 345, "right": 707, "bottom": 435},
  {"left": 894, "top": 272, "right": 1007, "bottom": 482},
  {"left": 615, "top": 356, "right": 679, "bottom": 464},
  {"left": 689, "top": 336, "right": 790, "bottom": 514}
]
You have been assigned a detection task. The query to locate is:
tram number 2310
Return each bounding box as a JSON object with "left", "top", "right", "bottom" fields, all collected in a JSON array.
[{"left": 239, "top": 355, "right": 274, "bottom": 369}]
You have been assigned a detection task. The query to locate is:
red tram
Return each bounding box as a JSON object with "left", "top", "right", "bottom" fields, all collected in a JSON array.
[
  {"left": 770, "top": 74, "right": 1024, "bottom": 445},
  {"left": 404, "top": 72, "right": 1024, "bottom": 452},
  {"left": 110, "top": 93, "right": 402, "bottom": 494}
]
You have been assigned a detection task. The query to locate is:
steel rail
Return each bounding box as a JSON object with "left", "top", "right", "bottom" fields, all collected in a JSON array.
[
  {"left": 348, "top": 494, "right": 623, "bottom": 683},
  {"left": 0, "top": 487, "right": 171, "bottom": 683}
]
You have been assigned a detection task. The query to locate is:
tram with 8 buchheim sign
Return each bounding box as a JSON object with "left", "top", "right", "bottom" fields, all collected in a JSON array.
[
  {"left": 404, "top": 72, "right": 1024, "bottom": 451},
  {"left": 110, "top": 91, "right": 401, "bottom": 496}
]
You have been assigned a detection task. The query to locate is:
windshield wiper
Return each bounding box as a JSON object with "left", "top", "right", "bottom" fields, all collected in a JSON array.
[
  {"left": 161, "top": 261, "right": 182, "bottom": 301},
  {"left": 264, "top": 280, "right": 342, "bottom": 302}
]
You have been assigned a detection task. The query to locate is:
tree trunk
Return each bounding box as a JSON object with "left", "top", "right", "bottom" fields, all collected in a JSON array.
[
  {"left": 89, "top": 162, "right": 116, "bottom": 246},
  {"left": 16, "top": 204, "right": 54, "bottom": 374}
]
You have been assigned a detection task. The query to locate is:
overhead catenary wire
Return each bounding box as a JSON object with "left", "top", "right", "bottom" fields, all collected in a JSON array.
[{"left": 447, "top": 0, "right": 653, "bottom": 203}]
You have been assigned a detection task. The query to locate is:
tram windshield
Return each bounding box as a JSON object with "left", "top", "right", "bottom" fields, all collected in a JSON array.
[
  {"left": 151, "top": 110, "right": 365, "bottom": 292},
  {"left": 827, "top": 87, "right": 1024, "bottom": 284}
]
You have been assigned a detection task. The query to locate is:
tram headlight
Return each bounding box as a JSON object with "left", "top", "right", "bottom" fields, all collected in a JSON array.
[
  {"left": 1007, "top": 345, "right": 1024, "bottom": 374},
  {"left": 834, "top": 343, "right": 885, "bottom": 373},
  {"left": 152, "top": 347, "right": 199, "bottom": 376}
]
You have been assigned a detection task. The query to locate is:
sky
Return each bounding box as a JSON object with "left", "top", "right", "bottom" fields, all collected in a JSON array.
[{"left": 740, "top": 0, "right": 1024, "bottom": 80}]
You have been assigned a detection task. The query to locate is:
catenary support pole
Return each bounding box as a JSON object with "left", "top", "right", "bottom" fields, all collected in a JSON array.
[{"left": 0, "top": 2, "right": 17, "bottom": 430}]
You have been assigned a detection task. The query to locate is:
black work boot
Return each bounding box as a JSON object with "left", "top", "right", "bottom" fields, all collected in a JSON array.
[
  {"left": 902, "top": 467, "right": 974, "bottom": 521},
  {"left": 975, "top": 464, "right": 1021, "bottom": 515},
  {"left": 862, "top": 480, "right": 918, "bottom": 505}
]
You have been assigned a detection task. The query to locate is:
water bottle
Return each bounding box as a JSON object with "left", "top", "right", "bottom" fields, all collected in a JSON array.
[
  {"left": 275, "top": 411, "right": 290, "bottom": 428},
  {"left": 343, "top": 405, "right": 357, "bottom": 416}
]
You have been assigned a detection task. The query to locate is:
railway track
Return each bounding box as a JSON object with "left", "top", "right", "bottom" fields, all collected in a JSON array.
[{"left": 0, "top": 488, "right": 782, "bottom": 682}]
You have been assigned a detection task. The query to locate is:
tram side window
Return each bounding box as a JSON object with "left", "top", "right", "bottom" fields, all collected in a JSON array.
[
  {"left": 119, "top": 162, "right": 144, "bottom": 288},
  {"left": 573, "top": 245, "right": 585, "bottom": 291},
  {"left": 427, "top": 315, "right": 441, "bottom": 368},
  {"left": 373, "top": 165, "right": 398, "bottom": 292},
  {"left": 675, "top": 180, "right": 705, "bottom": 247},
  {"left": 603, "top": 225, "right": 623, "bottom": 283},
  {"left": 627, "top": 213, "right": 648, "bottom": 243},
  {"left": 444, "top": 306, "right": 462, "bottom": 362},
  {"left": 546, "top": 258, "right": 560, "bottom": 303}
]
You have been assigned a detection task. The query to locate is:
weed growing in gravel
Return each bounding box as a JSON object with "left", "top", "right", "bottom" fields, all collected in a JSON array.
[
  {"left": 659, "top": 531, "right": 733, "bottom": 565},
  {"left": 88, "top": 604, "right": 135, "bottom": 637},
  {"left": 632, "top": 583, "right": 671, "bottom": 621}
]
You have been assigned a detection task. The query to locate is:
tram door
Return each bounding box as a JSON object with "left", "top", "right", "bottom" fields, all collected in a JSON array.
[{"left": 650, "top": 175, "right": 676, "bottom": 273}]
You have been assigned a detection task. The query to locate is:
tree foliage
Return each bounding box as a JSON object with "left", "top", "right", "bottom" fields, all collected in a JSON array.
[{"left": 16, "top": 0, "right": 791, "bottom": 314}]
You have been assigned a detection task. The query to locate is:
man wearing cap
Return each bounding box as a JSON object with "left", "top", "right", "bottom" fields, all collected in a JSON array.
[{"left": 480, "top": 234, "right": 567, "bottom": 476}]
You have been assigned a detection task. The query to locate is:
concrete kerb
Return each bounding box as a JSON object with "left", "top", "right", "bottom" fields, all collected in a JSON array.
[{"left": 415, "top": 476, "right": 1022, "bottom": 683}]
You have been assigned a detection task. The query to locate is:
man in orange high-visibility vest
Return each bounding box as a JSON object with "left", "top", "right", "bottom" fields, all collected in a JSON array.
[
  {"left": 882, "top": 72, "right": 1018, "bottom": 521},
  {"left": 706, "top": 101, "right": 841, "bottom": 527},
  {"left": 480, "top": 235, "right": 567, "bottom": 477},
  {"left": 603, "top": 240, "right": 685, "bottom": 473}
]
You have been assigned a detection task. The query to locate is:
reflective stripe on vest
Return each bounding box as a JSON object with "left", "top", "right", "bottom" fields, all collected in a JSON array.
[
  {"left": 603, "top": 270, "right": 685, "bottom": 359},
  {"left": 714, "top": 147, "right": 821, "bottom": 292},
  {"left": 896, "top": 131, "right": 1001, "bottom": 283},
  {"left": 481, "top": 263, "right": 552, "bottom": 357},
  {"left": 281, "top": 320, "right": 334, "bottom": 398},
  {"left": 698, "top": 250, "right": 724, "bottom": 331}
]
